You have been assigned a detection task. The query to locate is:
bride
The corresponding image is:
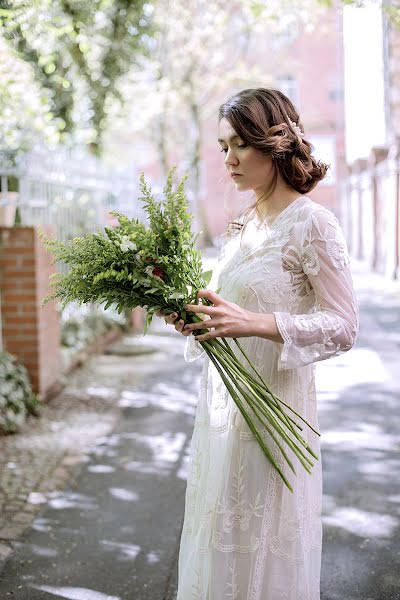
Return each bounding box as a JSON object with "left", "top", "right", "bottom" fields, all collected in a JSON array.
[{"left": 157, "top": 87, "right": 359, "bottom": 600}]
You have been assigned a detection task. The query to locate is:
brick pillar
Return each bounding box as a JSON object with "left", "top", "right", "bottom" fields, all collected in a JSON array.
[{"left": 0, "top": 225, "right": 61, "bottom": 399}]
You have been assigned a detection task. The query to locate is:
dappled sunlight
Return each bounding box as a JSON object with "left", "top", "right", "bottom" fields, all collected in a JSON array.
[
  {"left": 121, "top": 431, "right": 186, "bottom": 463},
  {"left": 117, "top": 390, "right": 151, "bottom": 408},
  {"left": 27, "top": 491, "right": 48, "bottom": 505},
  {"left": 13, "top": 542, "right": 58, "bottom": 557},
  {"left": 387, "top": 494, "right": 400, "bottom": 504},
  {"left": 100, "top": 539, "right": 141, "bottom": 560},
  {"left": 146, "top": 550, "right": 160, "bottom": 564},
  {"left": 321, "top": 428, "right": 400, "bottom": 451},
  {"left": 96, "top": 433, "right": 121, "bottom": 447},
  {"left": 29, "top": 585, "right": 121, "bottom": 600},
  {"left": 47, "top": 491, "right": 98, "bottom": 511},
  {"left": 121, "top": 459, "right": 163, "bottom": 476},
  {"left": 357, "top": 456, "right": 400, "bottom": 479},
  {"left": 31, "top": 517, "right": 54, "bottom": 533},
  {"left": 121, "top": 430, "right": 188, "bottom": 477},
  {"left": 176, "top": 441, "right": 192, "bottom": 481},
  {"left": 87, "top": 464, "right": 116, "bottom": 473},
  {"left": 85, "top": 386, "right": 117, "bottom": 398},
  {"left": 317, "top": 346, "right": 392, "bottom": 402},
  {"left": 117, "top": 386, "right": 198, "bottom": 415},
  {"left": 322, "top": 506, "right": 398, "bottom": 538},
  {"left": 108, "top": 487, "right": 139, "bottom": 501}
]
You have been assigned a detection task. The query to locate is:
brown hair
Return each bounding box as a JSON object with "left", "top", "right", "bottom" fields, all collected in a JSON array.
[{"left": 218, "top": 88, "right": 329, "bottom": 238}]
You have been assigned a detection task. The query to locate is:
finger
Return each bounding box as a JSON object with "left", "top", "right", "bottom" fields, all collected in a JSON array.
[
  {"left": 183, "top": 303, "right": 215, "bottom": 315},
  {"left": 196, "top": 289, "right": 224, "bottom": 305},
  {"left": 194, "top": 330, "right": 219, "bottom": 342},
  {"left": 175, "top": 319, "right": 190, "bottom": 335},
  {"left": 183, "top": 320, "right": 219, "bottom": 332},
  {"left": 164, "top": 311, "right": 178, "bottom": 323}
]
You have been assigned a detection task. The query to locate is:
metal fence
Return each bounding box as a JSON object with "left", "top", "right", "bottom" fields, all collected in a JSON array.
[{"left": 0, "top": 146, "right": 146, "bottom": 242}]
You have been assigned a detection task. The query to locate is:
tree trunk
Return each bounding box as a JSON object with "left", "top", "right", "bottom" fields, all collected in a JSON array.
[{"left": 188, "top": 97, "right": 214, "bottom": 248}]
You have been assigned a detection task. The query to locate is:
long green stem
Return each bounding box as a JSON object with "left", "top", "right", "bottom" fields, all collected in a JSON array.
[
  {"left": 232, "top": 381, "right": 297, "bottom": 475},
  {"left": 207, "top": 337, "right": 306, "bottom": 437},
  {"left": 211, "top": 344, "right": 316, "bottom": 469},
  {"left": 187, "top": 311, "right": 319, "bottom": 479},
  {"left": 202, "top": 344, "right": 294, "bottom": 494},
  {"left": 233, "top": 337, "right": 320, "bottom": 437},
  {"left": 215, "top": 341, "right": 302, "bottom": 435}
]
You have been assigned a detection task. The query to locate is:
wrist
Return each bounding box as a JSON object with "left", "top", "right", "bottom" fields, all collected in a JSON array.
[{"left": 246, "top": 311, "right": 283, "bottom": 343}]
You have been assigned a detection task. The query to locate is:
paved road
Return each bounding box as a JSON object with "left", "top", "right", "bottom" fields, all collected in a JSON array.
[{"left": 0, "top": 257, "right": 399, "bottom": 599}]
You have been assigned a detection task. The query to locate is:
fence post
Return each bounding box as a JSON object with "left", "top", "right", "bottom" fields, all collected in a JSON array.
[
  {"left": 370, "top": 146, "right": 389, "bottom": 272},
  {"left": 393, "top": 138, "right": 400, "bottom": 280},
  {"left": 354, "top": 158, "right": 368, "bottom": 261}
]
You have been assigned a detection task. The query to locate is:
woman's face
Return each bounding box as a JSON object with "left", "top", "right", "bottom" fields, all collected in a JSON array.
[{"left": 217, "top": 117, "right": 275, "bottom": 196}]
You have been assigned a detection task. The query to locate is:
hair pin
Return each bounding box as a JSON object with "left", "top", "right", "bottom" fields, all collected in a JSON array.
[{"left": 289, "top": 120, "right": 305, "bottom": 140}]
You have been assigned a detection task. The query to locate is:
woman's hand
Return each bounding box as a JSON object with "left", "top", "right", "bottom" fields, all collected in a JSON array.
[
  {"left": 183, "top": 289, "right": 255, "bottom": 342},
  {"left": 155, "top": 309, "right": 191, "bottom": 337}
]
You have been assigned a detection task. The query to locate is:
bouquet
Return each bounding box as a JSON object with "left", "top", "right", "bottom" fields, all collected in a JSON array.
[{"left": 39, "top": 167, "right": 320, "bottom": 493}]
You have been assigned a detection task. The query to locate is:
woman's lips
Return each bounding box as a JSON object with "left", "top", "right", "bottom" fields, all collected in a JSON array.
[{"left": 231, "top": 173, "right": 242, "bottom": 179}]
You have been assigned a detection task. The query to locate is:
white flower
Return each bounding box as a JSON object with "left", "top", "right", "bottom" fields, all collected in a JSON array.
[{"left": 117, "top": 235, "right": 137, "bottom": 253}]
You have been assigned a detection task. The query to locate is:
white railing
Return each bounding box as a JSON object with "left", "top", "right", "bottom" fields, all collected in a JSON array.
[
  {"left": 0, "top": 146, "right": 146, "bottom": 241},
  {"left": 340, "top": 141, "right": 400, "bottom": 280}
]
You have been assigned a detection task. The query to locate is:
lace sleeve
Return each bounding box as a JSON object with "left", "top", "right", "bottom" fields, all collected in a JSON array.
[{"left": 273, "top": 208, "right": 359, "bottom": 371}]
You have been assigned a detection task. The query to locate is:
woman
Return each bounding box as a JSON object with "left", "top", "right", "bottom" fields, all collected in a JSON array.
[{"left": 158, "top": 88, "right": 359, "bottom": 600}]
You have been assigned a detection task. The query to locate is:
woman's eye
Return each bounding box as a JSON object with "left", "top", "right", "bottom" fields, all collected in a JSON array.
[{"left": 220, "top": 144, "right": 247, "bottom": 153}]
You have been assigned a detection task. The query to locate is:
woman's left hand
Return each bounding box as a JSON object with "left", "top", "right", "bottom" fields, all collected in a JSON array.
[{"left": 183, "top": 289, "right": 254, "bottom": 342}]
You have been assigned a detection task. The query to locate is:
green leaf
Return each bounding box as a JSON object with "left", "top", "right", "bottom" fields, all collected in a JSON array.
[
  {"left": 143, "top": 311, "right": 152, "bottom": 335},
  {"left": 201, "top": 270, "right": 213, "bottom": 285},
  {"left": 215, "top": 286, "right": 221, "bottom": 294}
]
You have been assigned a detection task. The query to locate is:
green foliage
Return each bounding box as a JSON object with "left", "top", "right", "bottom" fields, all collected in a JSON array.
[
  {"left": 0, "top": 0, "right": 155, "bottom": 153},
  {"left": 40, "top": 168, "right": 210, "bottom": 334},
  {"left": 61, "top": 304, "right": 127, "bottom": 349},
  {"left": 0, "top": 351, "right": 42, "bottom": 435}
]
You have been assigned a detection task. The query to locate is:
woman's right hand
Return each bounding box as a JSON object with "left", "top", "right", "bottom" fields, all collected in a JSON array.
[{"left": 155, "top": 309, "right": 191, "bottom": 336}]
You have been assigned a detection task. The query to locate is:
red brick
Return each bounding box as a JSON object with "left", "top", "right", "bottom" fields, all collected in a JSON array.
[{"left": 2, "top": 293, "right": 37, "bottom": 302}]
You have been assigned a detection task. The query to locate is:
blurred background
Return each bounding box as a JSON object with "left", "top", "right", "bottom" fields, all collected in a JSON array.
[
  {"left": 0, "top": 1, "right": 400, "bottom": 599},
  {"left": 1, "top": 0, "right": 398, "bottom": 242}
]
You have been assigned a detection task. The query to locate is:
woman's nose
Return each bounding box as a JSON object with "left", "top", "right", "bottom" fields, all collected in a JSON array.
[{"left": 225, "top": 148, "right": 238, "bottom": 166}]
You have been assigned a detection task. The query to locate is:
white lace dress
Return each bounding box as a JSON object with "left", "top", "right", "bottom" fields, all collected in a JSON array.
[{"left": 176, "top": 196, "right": 359, "bottom": 600}]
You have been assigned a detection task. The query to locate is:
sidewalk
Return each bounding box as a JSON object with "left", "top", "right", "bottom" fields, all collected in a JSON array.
[
  {"left": 0, "top": 254, "right": 399, "bottom": 600},
  {"left": 0, "top": 323, "right": 203, "bottom": 599}
]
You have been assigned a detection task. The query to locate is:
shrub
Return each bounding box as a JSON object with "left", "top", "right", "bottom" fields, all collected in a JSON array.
[
  {"left": 0, "top": 352, "right": 41, "bottom": 434},
  {"left": 60, "top": 302, "right": 128, "bottom": 350}
]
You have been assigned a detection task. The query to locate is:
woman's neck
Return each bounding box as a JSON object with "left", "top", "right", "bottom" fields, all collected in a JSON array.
[{"left": 253, "top": 181, "right": 303, "bottom": 224}]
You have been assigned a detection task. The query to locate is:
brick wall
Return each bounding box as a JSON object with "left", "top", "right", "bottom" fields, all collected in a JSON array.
[{"left": 0, "top": 226, "right": 61, "bottom": 399}]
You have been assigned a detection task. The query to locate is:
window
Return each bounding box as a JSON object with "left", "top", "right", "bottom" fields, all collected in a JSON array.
[{"left": 277, "top": 75, "right": 299, "bottom": 107}]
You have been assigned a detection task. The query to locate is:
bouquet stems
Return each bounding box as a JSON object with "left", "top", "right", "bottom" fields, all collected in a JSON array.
[{"left": 187, "top": 313, "right": 320, "bottom": 494}]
